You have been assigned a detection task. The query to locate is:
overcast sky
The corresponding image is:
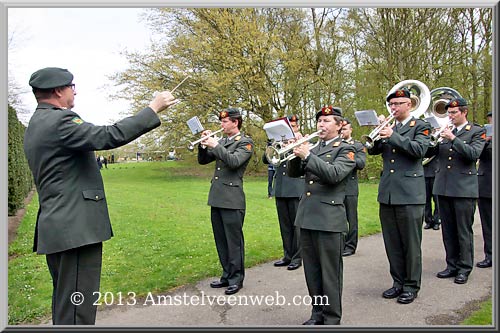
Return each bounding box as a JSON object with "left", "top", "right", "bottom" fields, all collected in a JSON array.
[{"left": 8, "top": 7, "right": 154, "bottom": 125}]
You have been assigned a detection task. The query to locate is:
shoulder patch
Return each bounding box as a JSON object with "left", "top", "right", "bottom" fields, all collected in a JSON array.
[
  {"left": 245, "top": 143, "right": 253, "bottom": 151},
  {"left": 410, "top": 120, "right": 416, "bottom": 127},
  {"left": 481, "top": 132, "right": 486, "bottom": 139},
  {"left": 71, "top": 117, "right": 84, "bottom": 125},
  {"left": 347, "top": 151, "right": 355, "bottom": 161},
  {"left": 465, "top": 124, "right": 471, "bottom": 131},
  {"left": 423, "top": 129, "right": 429, "bottom": 136}
]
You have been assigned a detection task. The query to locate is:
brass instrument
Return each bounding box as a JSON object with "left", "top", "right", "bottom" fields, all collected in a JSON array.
[
  {"left": 422, "top": 120, "right": 454, "bottom": 166},
  {"left": 187, "top": 128, "right": 224, "bottom": 151},
  {"left": 424, "top": 87, "right": 462, "bottom": 129},
  {"left": 265, "top": 130, "right": 323, "bottom": 166},
  {"left": 360, "top": 80, "right": 431, "bottom": 149}
]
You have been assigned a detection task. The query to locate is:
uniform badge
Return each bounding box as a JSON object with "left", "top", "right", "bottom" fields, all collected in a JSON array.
[
  {"left": 333, "top": 142, "right": 340, "bottom": 147},
  {"left": 481, "top": 132, "right": 486, "bottom": 139},
  {"left": 347, "top": 152, "right": 355, "bottom": 161},
  {"left": 465, "top": 124, "right": 471, "bottom": 131},
  {"left": 410, "top": 120, "right": 416, "bottom": 127},
  {"left": 326, "top": 154, "right": 331, "bottom": 158},
  {"left": 71, "top": 117, "right": 84, "bottom": 125},
  {"left": 245, "top": 143, "right": 253, "bottom": 151},
  {"left": 235, "top": 135, "right": 241, "bottom": 141},
  {"left": 423, "top": 129, "right": 429, "bottom": 136}
]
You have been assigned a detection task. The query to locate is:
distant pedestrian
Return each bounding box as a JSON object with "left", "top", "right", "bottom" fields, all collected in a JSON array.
[
  {"left": 103, "top": 156, "right": 108, "bottom": 169},
  {"left": 96, "top": 155, "right": 102, "bottom": 169}
]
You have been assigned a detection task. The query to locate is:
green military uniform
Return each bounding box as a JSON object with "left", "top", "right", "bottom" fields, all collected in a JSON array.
[
  {"left": 368, "top": 115, "right": 431, "bottom": 296},
  {"left": 289, "top": 133, "right": 356, "bottom": 325},
  {"left": 430, "top": 120, "right": 486, "bottom": 276},
  {"left": 24, "top": 67, "right": 162, "bottom": 324},
  {"left": 198, "top": 119, "right": 253, "bottom": 289},
  {"left": 343, "top": 138, "right": 366, "bottom": 254},
  {"left": 477, "top": 129, "right": 492, "bottom": 266}
]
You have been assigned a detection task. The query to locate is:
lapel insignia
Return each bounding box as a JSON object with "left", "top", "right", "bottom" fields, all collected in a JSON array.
[
  {"left": 410, "top": 120, "right": 416, "bottom": 127},
  {"left": 71, "top": 117, "right": 84, "bottom": 125},
  {"left": 333, "top": 142, "right": 340, "bottom": 147},
  {"left": 465, "top": 124, "right": 471, "bottom": 131},
  {"left": 235, "top": 135, "right": 241, "bottom": 141}
]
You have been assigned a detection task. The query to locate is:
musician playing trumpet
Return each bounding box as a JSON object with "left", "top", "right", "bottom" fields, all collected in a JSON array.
[
  {"left": 367, "top": 87, "right": 431, "bottom": 305},
  {"left": 197, "top": 108, "right": 254, "bottom": 296},
  {"left": 288, "top": 106, "right": 356, "bottom": 325}
]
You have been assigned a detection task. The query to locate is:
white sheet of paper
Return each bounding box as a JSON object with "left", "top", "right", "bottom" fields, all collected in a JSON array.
[
  {"left": 354, "top": 110, "right": 380, "bottom": 126},
  {"left": 424, "top": 116, "right": 441, "bottom": 129},
  {"left": 187, "top": 116, "right": 204, "bottom": 135},
  {"left": 263, "top": 117, "right": 295, "bottom": 141},
  {"left": 484, "top": 124, "right": 493, "bottom": 137}
]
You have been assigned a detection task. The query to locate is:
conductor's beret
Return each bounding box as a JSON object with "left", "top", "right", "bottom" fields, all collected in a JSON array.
[{"left": 29, "top": 67, "right": 73, "bottom": 89}]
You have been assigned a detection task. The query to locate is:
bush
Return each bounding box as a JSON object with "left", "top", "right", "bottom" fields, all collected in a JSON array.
[{"left": 8, "top": 105, "right": 33, "bottom": 215}]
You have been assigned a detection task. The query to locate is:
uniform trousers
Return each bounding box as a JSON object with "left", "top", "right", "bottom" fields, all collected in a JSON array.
[
  {"left": 344, "top": 195, "right": 359, "bottom": 252},
  {"left": 437, "top": 196, "right": 476, "bottom": 274},
  {"left": 478, "top": 197, "right": 492, "bottom": 260},
  {"left": 379, "top": 203, "right": 423, "bottom": 293},
  {"left": 210, "top": 207, "right": 245, "bottom": 286},
  {"left": 46, "top": 242, "right": 102, "bottom": 325},
  {"left": 424, "top": 176, "right": 440, "bottom": 225},
  {"left": 275, "top": 197, "right": 301, "bottom": 264},
  {"left": 300, "top": 228, "right": 343, "bottom": 325}
]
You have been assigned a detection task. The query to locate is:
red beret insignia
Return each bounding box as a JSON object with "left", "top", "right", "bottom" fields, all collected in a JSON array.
[
  {"left": 220, "top": 111, "right": 228, "bottom": 118},
  {"left": 396, "top": 90, "right": 405, "bottom": 97}
]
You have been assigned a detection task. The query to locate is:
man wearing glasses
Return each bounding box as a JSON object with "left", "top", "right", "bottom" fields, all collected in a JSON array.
[
  {"left": 367, "top": 88, "right": 431, "bottom": 305},
  {"left": 24, "top": 67, "right": 177, "bottom": 325},
  {"left": 428, "top": 98, "right": 486, "bottom": 284}
]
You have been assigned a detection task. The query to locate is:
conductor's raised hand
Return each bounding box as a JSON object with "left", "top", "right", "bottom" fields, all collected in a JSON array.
[{"left": 149, "top": 91, "right": 178, "bottom": 113}]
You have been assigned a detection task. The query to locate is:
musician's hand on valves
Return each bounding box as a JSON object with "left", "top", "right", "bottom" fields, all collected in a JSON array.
[
  {"left": 149, "top": 91, "right": 179, "bottom": 113},
  {"left": 201, "top": 135, "right": 219, "bottom": 148},
  {"left": 378, "top": 125, "right": 393, "bottom": 139},
  {"left": 440, "top": 127, "right": 455, "bottom": 141},
  {"left": 293, "top": 142, "right": 310, "bottom": 161}
]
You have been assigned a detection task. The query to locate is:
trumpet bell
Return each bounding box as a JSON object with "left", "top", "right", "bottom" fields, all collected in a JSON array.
[
  {"left": 360, "top": 134, "right": 375, "bottom": 149},
  {"left": 265, "top": 146, "right": 282, "bottom": 166}
]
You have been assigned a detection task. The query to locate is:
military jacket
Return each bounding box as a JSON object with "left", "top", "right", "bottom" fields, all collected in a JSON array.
[
  {"left": 24, "top": 103, "right": 161, "bottom": 254},
  {"left": 288, "top": 137, "right": 356, "bottom": 232},
  {"left": 429, "top": 121, "right": 486, "bottom": 198},
  {"left": 423, "top": 152, "right": 439, "bottom": 178},
  {"left": 368, "top": 117, "right": 431, "bottom": 205},
  {"left": 343, "top": 139, "right": 366, "bottom": 196},
  {"left": 198, "top": 133, "right": 253, "bottom": 209},
  {"left": 262, "top": 153, "right": 304, "bottom": 198},
  {"left": 478, "top": 139, "right": 492, "bottom": 198}
]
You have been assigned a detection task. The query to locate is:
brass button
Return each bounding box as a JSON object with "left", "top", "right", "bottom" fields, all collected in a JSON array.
[
  {"left": 448, "top": 157, "right": 452, "bottom": 160},
  {"left": 95, "top": 195, "right": 99, "bottom": 200},
  {"left": 447, "top": 166, "right": 451, "bottom": 169},
  {"left": 392, "top": 149, "right": 396, "bottom": 153},
  {"left": 283, "top": 164, "right": 287, "bottom": 168},
  {"left": 390, "top": 169, "right": 394, "bottom": 173},
  {"left": 331, "top": 200, "right": 335, "bottom": 204},
  {"left": 449, "top": 148, "right": 453, "bottom": 152},
  {"left": 306, "top": 192, "right": 311, "bottom": 196},
  {"left": 390, "top": 159, "right": 395, "bottom": 163},
  {"left": 413, "top": 173, "right": 416, "bottom": 176},
  {"left": 229, "top": 182, "right": 233, "bottom": 185},
  {"left": 283, "top": 172, "right": 286, "bottom": 175},
  {"left": 215, "top": 176, "right": 219, "bottom": 180},
  {"left": 309, "top": 180, "right": 314, "bottom": 184},
  {"left": 217, "top": 167, "right": 221, "bottom": 170}
]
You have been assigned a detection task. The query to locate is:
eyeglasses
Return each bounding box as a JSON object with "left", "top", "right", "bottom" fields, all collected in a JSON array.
[
  {"left": 66, "top": 84, "right": 76, "bottom": 92},
  {"left": 387, "top": 101, "right": 408, "bottom": 107}
]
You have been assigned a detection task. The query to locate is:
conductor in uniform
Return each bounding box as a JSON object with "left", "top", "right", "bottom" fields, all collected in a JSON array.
[
  {"left": 263, "top": 115, "right": 304, "bottom": 271},
  {"left": 430, "top": 98, "right": 486, "bottom": 284},
  {"left": 477, "top": 111, "right": 493, "bottom": 268},
  {"left": 367, "top": 88, "right": 431, "bottom": 304},
  {"left": 288, "top": 106, "right": 355, "bottom": 325},
  {"left": 198, "top": 108, "right": 254, "bottom": 295},
  {"left": 23, "top": 67, "right": 177, "bottom": 324},
  {"left": 340, "top": 118, "right": 367, "bottom": 257}
]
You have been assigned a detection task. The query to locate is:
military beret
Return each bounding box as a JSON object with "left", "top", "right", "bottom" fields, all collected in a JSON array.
[
  {"left": 315, "top": 106, "right": 342, "bottom": 121},
  {"left": 287, "top": 114, "right": 299, "bottom": 122},
  {"left": 219, "top": 108, "right": 241, "bottom": 120},
  {"left": 445, "top": 97, "right": 468, "bottom": 110},
  {"left": 29, "top": 67, "right": 74, "bottom": 89},
  {"left": 487, "top": 111, "right": 493, "bottom": 117},
  {"left": 386, "top": 88, "right": 411, "bottom": 102}
]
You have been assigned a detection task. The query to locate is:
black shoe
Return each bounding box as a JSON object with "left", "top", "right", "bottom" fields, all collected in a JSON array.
[
  {"left": 454, "top": 273, "right": 469, "bottom": 284},
  {"left": 287, "top": 263, "right": 301, "bottom": 270},
  {"left": 342, "top": 249, "right": 355, "bottom": 257},
  {"left": 424, "top": 223, "right": 433, "bottom": 229},
  {"left": 382, "top": 287, "right": 402, "bottom": 299},
  {"left": 274, "top": 259, "right": 291, "bottom": 267},
  {"left": 225, "top": 284, "right": 242, "bottom": 295},
  {"left": 302, "top": 319, "right": 324, "bottom": 325},
  {"left": 433, "top": 224, "right": 440, "bottom": 230},
  {"left": 477, "top": 259, "right": 492, "bottom": 268},
  {"left": 210, "top": 280, "right": 229, "bottom": 288},
  {"left": 436, "top": 268, "right": 458, "bottom": 278},
  {"left": 397, "top": 291, "right": 417, "bottom": 304}
]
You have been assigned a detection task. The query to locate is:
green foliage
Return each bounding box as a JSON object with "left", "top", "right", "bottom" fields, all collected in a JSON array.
[
  {"left": 8, "top": 161, "right": 380, "bottom": 324},
  {"left": 8, "top": 105, "right": 33, "bottom": 215}
]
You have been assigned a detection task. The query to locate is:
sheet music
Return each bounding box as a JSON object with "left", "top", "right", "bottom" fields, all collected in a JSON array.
[
  {"left": 484, "top": 124, "right": 493, "bottom": 137},
  {"left": 186, "top": 116, "right": 204, "bottom": 135},
  {"left": 263, "top": 117, "right": 295, "bottom": 141},
  {"left": 424, "top": 116, "right": 441, "bottom": 129},
  {"left": 354, "top": 110, "right": 380, "bottom": 126}
]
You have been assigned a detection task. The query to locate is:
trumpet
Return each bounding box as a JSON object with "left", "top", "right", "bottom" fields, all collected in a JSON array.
[
  {"left": 187, "top": 128, "right": 224, "bottom": 151},
  {"left": 429, "top": 121, "right": 454, "bottom": 147},
  {"left": 359, "top": 114, "right": 395, "bottom": 149},
  {"left": 265, "top": 130, "right": 323, "bottom": 166}
]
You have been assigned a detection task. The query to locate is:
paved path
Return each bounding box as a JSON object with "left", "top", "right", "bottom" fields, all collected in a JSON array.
[{"left": 96, "top": 212, "right": 492, "bottom": 327}]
